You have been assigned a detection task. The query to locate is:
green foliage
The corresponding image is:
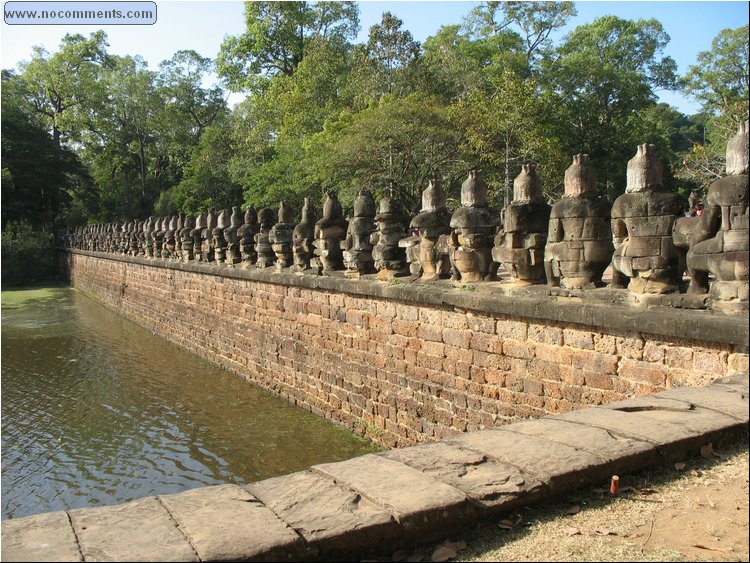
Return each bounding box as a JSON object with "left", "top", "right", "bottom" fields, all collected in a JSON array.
[
  {"left": 683, "top": 25, "right": 749, "bottom": 124},
  {"left": 3, "top": 8, "right": 741, "bottom": 229},
  {"left": 680, "top": 25, "right": 749, "bottom": 192},
  {"left": 17, "top": 30, "right": 109, "bottom": 147},
  {"left": 1, "top": 220, "right": 52, "bottom": 252},
  {"left": 217, "top": 1, "right": 359, "bottom": 92},
  {"left": 539, "top": 16, "right": 679, "bottom": 197},
  {"left": 304, "top": 94, "right": 469, "bottom": 213},
  {"left": 1, "top": 95, "right": 87, "bottom": 228}
]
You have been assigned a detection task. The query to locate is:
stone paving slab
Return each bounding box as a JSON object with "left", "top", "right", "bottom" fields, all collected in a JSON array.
[
  {"left": 379, "top": 441, "right": 545, "bottom": 512},
  {"left": 712, "top": 373, "right": 750, "bottom": 393},
  {"left": 1, "top": 511, "right": 82, "bottom": 562},
  {"left": 646, "top": 385, "right": 749, "bottom": 421},
  {"left": 246, "top": 469, "right": 394, "bottom": 559},
  {"left": 445, "top": 428, "right": 606, "bottom": 495},
  {"left": 500, "top": 418, "right": 661, "bottom": 477},
  {"left": 311, "top": 454, "right": 476, "bottom": 541},
  {"left": 68, "top": 496, "right": 197, "bottom": 562},
  {"left": 557, "top": 407, "right": 692, "bottom": 442},
  {"left": 159, "top": 484, "right": 303, "bottom": 562}
]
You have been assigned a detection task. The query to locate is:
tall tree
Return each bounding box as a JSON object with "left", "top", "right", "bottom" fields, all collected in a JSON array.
[
  {"left": 157, "top": 50, "right": 226, "bottom": 140},
  {"left": 1, "top": 96, "right": 87, "bottom": 228},
  {"left": 540, "top": 16, "right": 679, "bottom": 197},
  {"left": 18, "top": 31, "right": 109, "bottom": 148},
  {"left": 364, "top": 11, "right": 421, "bottom": 98},
  {"left": 452, "top": 69, "right": 562, "bottom": 204},
  {"left": 304, "top": 94, "right": 469, "bottom": 212},
  {"left": 216, "top": 1, "right": 359, "bottom": 92},
  {"left": 680, "top": 25, "right": 749, "bottom": 190},
  {"left": 465, "top": 1, "right": 576, "bottom": 75},
  {"left": 683, "top": 25, "right": 749, "bottom": 126}
]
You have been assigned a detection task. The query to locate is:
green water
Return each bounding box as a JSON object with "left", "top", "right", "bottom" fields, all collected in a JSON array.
[{"left": 1, "top": 285, "right": 380, "bottom": 520}]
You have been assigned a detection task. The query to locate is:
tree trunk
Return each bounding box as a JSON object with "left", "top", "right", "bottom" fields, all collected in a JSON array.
[
  {"left": 139, "top": 138, "right": 147, "bottom": 199},
  {"left": 504, "top": 139, "right": 511, "bottom": 207}
]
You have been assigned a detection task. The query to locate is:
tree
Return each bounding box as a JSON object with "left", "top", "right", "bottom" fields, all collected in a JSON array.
[
  {"left": 18, "top": 31, "right": 109, "bottom": 148},
  {"left": 216, "top": 1, "right": 359, "bottom": 92},
  {"left": 464, "top": 1, "right": 576, "bottom": 75},
  {"left": 540, "top": 16, "right": 679, "bottom": 197},
  {"left": 683, "top": 25, "right": 749, "bottom": 126},
  {"left": 363, "top": 11, "right": 421, "bottom": 98},
  {"left": 1, "top": 99, "right": 86, "bottom": 228},
  {"left": 304, "top": 94, "right": 470, "bottom": 213},
  {"left": 452, "top": 69, "right": 563, "bottom": 204},
  {"left": 421, "top": 25, "right": 495, "bottom": 102},
  {"left": 157, "top": 50, "right": 226, "bottom": 140},
  {"left": 680, "top": 25, "right": 749, "bottom": 190},
  {"left": 170, "top": 123, "right": 243, "bottom": 213}
]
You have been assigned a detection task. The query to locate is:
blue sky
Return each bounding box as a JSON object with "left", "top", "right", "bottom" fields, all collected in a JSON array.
[{"left": 2, "top": 1, "right": 748, "bottom": 114}]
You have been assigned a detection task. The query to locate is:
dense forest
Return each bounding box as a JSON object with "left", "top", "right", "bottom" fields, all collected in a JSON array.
[{"left": 2, "top": 1, "right": 748, "bottom": 239}]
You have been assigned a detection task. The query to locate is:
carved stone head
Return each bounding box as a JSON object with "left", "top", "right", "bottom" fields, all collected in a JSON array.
[
  {"left": 625, "top": 144, "right": 663, "bottom": 193},
  {"left": 513, "top": 164, "right": 543, "bottom": 203},
  {"left": 422, "top": 179, "right": 445, "bottom": 212},
  {"left": 322, "top": 191, "right": 343, "bottom": 221},
  {"left": 230, "top": 206, "right": 242, "bottom": 227},
  {"left": 461, "top": 170, "right": 488, "bottom": 207},
  {"left": 726, "top": 119, "right": 749, "bottom": 176},
  {"left": 278, "top": 201, "right": 295, "bottom": 224},
  {"left": 353, "top": 190, "right": 376, "bottom": 218},
  {"left": 564, "top": 154, "right": 597, "bottom": 197}
]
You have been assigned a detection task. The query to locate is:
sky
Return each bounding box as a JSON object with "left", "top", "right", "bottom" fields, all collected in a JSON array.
[{"left": 2, "top": 0, "right": 748, "bottom": 114}]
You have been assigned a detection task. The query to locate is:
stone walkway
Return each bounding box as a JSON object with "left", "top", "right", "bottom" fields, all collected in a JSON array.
[{"left": 2, "top": 373, "right": 747, "bottom": 562}]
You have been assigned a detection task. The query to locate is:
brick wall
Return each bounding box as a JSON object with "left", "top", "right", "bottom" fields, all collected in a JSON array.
[{"left": 64, "top": 251, "right": 749, "bottom": 448}]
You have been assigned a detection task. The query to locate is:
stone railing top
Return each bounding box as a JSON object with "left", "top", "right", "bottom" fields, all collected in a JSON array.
[{"left": 64, "top": 248, "right": 749, "bottom": 349}]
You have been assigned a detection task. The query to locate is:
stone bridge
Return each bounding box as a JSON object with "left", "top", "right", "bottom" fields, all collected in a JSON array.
[{"left": 4, "top": 128, "right": 748, "bottom": 559}]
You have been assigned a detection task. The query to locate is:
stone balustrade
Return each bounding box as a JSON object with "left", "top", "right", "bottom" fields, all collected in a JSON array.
[{"left": 68, "top": 128, "right": 749, "bottom": 312}]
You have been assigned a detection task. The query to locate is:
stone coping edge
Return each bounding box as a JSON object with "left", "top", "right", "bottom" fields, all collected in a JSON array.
[
  {"left": 63, "top": 249, "right": 749, "bottom": 349},
  {"left": 2, "top": 373, "right": 748, "bottom": 562}
]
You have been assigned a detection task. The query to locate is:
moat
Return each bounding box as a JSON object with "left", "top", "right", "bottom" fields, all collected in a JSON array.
[{"left": 0, "top": 284, "right": 380, "bottom": 520}]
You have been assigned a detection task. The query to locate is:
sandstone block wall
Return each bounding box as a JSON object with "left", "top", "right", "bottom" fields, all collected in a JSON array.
[{"left": 63, "top": 251, "right": 748, "bottom": 448}]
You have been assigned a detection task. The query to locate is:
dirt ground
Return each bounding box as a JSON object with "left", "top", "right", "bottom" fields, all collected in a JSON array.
[{"left": 367, "top": 433, "right": 749, "bottom": 562}]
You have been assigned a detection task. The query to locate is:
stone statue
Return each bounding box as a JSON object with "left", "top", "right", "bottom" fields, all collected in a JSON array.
[
  {"left": 237, "top": 207, "right": 258, "bottom": 268},
  {"left": 255, "top": 208, "right": 277, "bottom": 269},
  {"left": 450, "top": 170, "right": 500, "bottom": 282},
  {"left": 611, "top": 144, "right": 683, "bottom": 294},
  {"left": 292, "top": 199, "right": 317, "bottom": 272},
  {"left": 493, "top": 165, "right": 550, "bottom": 285},
  {"left": 174, "top": 214, "right": 185, "bottom": 261},
  {"left": 223, "top": 206, "right": 244, "bottom": 266},
  {"left": 544, "top": 155, "right": 613, "bottom": 289},
  {"left": 408, "top": 179, "right": 453, "bottom": 281},
  {"left": 192, "top": 212, "right": 205, "bottom": 262},
  {"left": 127, "top": 221, "right": 140, "bottom": 256},
  {"left": 686, "top": 119, "right": 749, "bottom": 307},
  {"left": 136, "top": 220, "right": 146, "bottom": 255},
  {"left": 145, "top": 217, "right": 155, "bottom": 258},
  {"left": 313, "top": 191, "right": 348, "bottom": 274},
  {"left": 163, "top": 215, "right": 179, "bottom": 260},
  {"left": 372, "top": 197, "right": 409, "bottom": 280},
  {"left": 201, "top": 208, "right": 216, "bottom": 262},
  {"left": 343, "top": 190, "right": 377, "bottom": 278},
  {"left": 153, "top": 217, "right": 167, "bottom": 259},
  {"left": 270, "top": 202, "right": 296, "bottom": 270},
  {"left": 180, "top": 215, "right": 196, "bottom": 262},
  {"left": 212, "top": 209, "right": 229, "bottom": 264}
]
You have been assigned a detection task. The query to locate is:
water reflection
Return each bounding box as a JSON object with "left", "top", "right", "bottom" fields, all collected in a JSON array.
[{"left": 1, "top": 285, "right": 380, "bottom": 520}]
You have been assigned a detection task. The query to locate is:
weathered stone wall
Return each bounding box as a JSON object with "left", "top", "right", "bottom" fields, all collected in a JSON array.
[{"left": 62, "top": 250, "right": 749, "bottom": 448}]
